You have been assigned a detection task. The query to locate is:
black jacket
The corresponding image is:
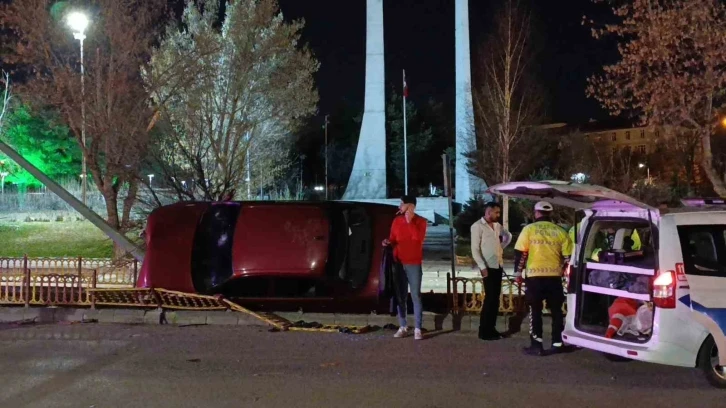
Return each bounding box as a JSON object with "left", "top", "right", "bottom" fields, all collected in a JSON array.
[{"left": 380, "top": 246, "right": 407, "bottom": 314}]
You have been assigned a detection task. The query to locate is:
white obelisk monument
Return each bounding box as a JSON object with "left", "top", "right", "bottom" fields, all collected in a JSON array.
[
  {"left": 343, "top": 0, "right": 386, "bottom": 199},
  {"left": 455, "top": 0, "right": 486, "bottom": 203}
]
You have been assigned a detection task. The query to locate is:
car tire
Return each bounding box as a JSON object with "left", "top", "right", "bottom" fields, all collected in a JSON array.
[
  {"left": 601, "top": 352, "right": 631, "bottom": 363},
  {"left": 697, "top": 335, "right": 726, "bottom": 389}
]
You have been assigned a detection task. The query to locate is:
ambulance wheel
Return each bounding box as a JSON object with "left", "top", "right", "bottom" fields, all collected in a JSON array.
[
  {"left": 601, "top": 352, "right": 631, "bottom": 362},
  {"left": 698, "top": 336, "right": 726, "bottom": 388}
]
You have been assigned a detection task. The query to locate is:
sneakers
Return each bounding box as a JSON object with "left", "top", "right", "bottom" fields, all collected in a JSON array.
[
  {"left": 478, "top": 329, "right": 505, "bottom": 341},
  {"left": 393, "top": 327, "right": 424, "bottom": 340},
  {"left": 544, "top": 343, "right": 578, "bottom": 355},
  {"left": 393, "top": 327, "right": 409, "bottom": 338},
  {"left": 522, "top": 338, "right": 544, "bottom": 356}
]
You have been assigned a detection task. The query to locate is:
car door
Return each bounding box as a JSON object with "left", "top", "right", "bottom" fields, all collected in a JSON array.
[
  {"left": 487, "top": 180, "right": 653, "bottom": 210},
  {"left": 675, "top": 214, "right": 726, "bottom": 365}
]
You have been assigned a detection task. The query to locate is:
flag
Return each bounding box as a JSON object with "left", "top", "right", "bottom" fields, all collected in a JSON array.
[{"left": 403, "top": 70, "right": 408, "bottom": 98}]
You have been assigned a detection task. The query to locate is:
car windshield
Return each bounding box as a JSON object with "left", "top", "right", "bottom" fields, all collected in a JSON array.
[{"left": 191, "top": 203, "right": 241, "bottom": 293}]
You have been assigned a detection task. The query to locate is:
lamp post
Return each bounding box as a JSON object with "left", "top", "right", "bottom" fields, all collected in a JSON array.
[
  {"left": 639, "top": 163, "right": 651, "bottom": 184},
  {"left": 323, "top": 115, "right": 329, "bottom": 200},
  {"left": 67, "top": 12, "right": 89, "bottom": 205},
  {"left": 245, "top": 132, "right": 251, "bottom": 199},
  {"left": 299, "top": 154, "right": 306, "bottom": 198},
  {"left": 147, "top": 174, "right": 154, "bottom": 187}
]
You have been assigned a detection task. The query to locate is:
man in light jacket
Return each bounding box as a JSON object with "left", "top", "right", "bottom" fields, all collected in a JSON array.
[{"left": 471, "top": 202, "right": 512, "bottom": 340}]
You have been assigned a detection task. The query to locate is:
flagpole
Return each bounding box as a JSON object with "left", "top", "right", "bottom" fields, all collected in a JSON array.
[{"left": 403, "top": 69, "right": 408, "bottom": 195}]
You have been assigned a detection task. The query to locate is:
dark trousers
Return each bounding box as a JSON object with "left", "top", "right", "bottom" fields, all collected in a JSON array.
[
  {"left": 478, "top": 267, "right": 503, "bottom": 335},
  {"left": 526, "top": 277, "right": 565, "bottom": 345}
]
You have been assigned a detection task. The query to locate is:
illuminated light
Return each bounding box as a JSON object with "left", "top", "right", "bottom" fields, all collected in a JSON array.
[
  {"left": 66, "top": 12, "right": 89, "bottom": 34},
  {"left": 653, "top": 271, "right": 673, "bottom": 286},
  {"left": 570, "top": 173, "right": 586, "bottom": 183}
]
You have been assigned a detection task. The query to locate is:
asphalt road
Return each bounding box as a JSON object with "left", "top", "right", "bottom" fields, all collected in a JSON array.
[{"left": 0, "top": 322, "right": 722, "bottom": 408}]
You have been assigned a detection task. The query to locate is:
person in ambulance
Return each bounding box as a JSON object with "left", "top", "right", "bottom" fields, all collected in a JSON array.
[{"left": 514, "top": 201, "right": 574, "bottom": 356}]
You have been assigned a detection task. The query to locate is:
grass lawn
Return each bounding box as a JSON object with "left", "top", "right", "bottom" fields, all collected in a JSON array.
[{"left": 0, "top": 221, "right": 114, "bottom": 258}]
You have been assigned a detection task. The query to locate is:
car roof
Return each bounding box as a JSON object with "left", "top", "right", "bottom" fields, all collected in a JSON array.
[{"left": 662, "top": 207, "right": 726, "bottom": 216}]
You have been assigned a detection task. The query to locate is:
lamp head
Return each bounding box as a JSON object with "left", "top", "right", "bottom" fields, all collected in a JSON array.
[{"left": 67, "top": 12, "right": 89, "bottom": 34}]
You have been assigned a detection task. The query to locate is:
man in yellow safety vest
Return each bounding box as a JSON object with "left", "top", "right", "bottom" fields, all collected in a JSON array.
[{"left": 514, "top": 201, "right": 573, "bottom": 356}]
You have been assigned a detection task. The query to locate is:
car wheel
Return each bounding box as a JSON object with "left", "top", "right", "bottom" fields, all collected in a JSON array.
[
  {"left": 697, "top": 335, "right": 726, "bottom": 388},
  {"left": 601, "top": 352, "right": 631, "bottom": 362}
]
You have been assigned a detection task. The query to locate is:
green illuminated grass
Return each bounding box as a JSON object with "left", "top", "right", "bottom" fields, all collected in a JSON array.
[{"left": 0, "top": 221, "right": 114, "bottom": 258}]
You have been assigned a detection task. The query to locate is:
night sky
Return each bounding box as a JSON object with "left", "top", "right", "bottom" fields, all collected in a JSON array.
[{"left": 277, "top": 0, "right": 615, "bottom": 125}]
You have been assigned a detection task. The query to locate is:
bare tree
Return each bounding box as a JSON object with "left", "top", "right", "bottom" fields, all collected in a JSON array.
[
  {"left": 470, "top": 0, "right": 545, "bottom": 229},
  {"left": 587, "top": 0, "right": 726, "bottom": 197},
  {"left": 145, "top": 0, "right": 319, "bottom": 202},
  {"left": 0, "top": 72, "right": 11, "bottom": 128},
  {"left": 556, "top": 130, "right": 647, "bottom": 193},
  {"left": 0, "top": 0, "right": 168, "bottom": 257}
]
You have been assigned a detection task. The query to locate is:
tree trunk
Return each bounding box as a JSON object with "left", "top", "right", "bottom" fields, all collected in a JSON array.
[
  {"left": 103, "top": 190, "right": 127, "bottom": 261},
  {"left": 700, "top": 132, "right": 726, "bottom": 197}
]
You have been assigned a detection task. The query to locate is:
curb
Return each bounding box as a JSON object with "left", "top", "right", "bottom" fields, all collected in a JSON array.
[{"left": 0, "top": 307, "right": 492, "bottom": 332}]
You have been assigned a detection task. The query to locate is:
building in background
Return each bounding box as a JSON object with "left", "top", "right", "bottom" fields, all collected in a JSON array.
[{"left": 579, "top": 120, "right": 663, "bottom": 156}]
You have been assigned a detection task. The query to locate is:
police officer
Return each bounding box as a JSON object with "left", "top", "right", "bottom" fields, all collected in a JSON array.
[{"left": 514, "top": 201, "right": 573, "bottom": 356}]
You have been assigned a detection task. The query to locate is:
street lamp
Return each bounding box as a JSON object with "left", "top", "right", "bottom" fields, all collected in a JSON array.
[
  {"left": 639, "top": 163, "right": 651, "bottom": 184},
  {"left": 67, "top": 11, "right": 89, "bottom": 206},
  {"left": 245, "top": 132, "right": 251, "bottom": 199},
  {"left": 147, "top": 174, "right": 154, "bottom": 187},
  {"left": 323, "top": 115, "right": 329, "bottom": 200}
]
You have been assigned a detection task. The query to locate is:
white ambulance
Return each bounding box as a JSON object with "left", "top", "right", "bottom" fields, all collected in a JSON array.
[{"left": 488, "top": 181, "right": 726, "bottom": 388}]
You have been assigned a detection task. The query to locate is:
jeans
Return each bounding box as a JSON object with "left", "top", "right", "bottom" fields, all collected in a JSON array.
[
  {"left": 397, "top": 264, "right": 423, "bottom": 329},
  {"left": 526, "top": 277, "right": 565, "bottom": 346},
  {"left": 479, "top": 267, "right": 503, "bottom": 335}
]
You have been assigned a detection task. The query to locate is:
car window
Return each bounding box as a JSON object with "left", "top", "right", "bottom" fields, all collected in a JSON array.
[
  {"left": 581, "top": 219, "right": 656, "bottom": 269},
  {"left": 677, "top": 225, "right": 726, "bottom": 276}
]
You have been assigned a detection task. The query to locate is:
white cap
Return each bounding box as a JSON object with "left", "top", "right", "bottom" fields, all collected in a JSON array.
[{"left": 534, "top": 201, "right": 553, "bottom": 212}]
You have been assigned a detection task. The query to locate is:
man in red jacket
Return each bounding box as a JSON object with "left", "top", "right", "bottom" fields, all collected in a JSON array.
[{"left": 383, "top": 195, "right": 428, "bottom": 340}]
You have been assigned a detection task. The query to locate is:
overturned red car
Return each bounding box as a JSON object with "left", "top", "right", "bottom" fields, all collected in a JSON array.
[{"left": 137, "top": 201, "right": 397, "bottom": 312}]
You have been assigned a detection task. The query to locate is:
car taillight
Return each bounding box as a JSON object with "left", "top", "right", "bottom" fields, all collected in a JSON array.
[{"left": 653, "top": 270, "right": 676, "bottom": 309}]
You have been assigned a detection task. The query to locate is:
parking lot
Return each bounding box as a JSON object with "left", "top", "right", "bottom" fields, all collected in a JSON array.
[{"left": 0, "top": 322, "right": 721, "bottom": 408}]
